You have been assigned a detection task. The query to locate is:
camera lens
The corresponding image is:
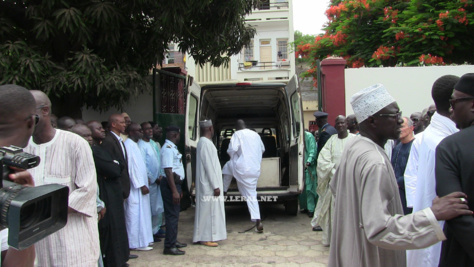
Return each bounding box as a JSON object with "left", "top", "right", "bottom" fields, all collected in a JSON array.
[{"left": 20, "top": 197, "right": 51, "bottom": 229}]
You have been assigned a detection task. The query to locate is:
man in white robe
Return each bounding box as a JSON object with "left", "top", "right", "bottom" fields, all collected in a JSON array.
[
  {"left": 404, "top": 131, "right": 424, "bottom": 209},
  {"left": 123, "top": 123, "right": 153, "bottom": 251},
  {"left": 223, "top": 119, "right": 265, "bottom": 232},
  {"left": 25, "top": 90, "right": 99, "bottom": 267},
  {"left": 193, "top": 120, "right": 227, "bottom": 246},
  {"left": 311, "top": 115, "right": 355, "bottom": 246},
  {"left": 138, "top": 122, "right": 164, "bottom": 241},
  {"left": 329, "top": 84, "right": 471, "bottom": 267},
  {"left": 407, "top": 75, "right": 460, "bottom": 267}
]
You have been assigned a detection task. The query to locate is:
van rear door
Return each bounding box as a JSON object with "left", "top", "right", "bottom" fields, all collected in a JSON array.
[
  {"left": 285, "top": 75, "right": 304, "bottom": 192},
  {"left": 184, "top": 78, "right": 201, "bottom": 191}
]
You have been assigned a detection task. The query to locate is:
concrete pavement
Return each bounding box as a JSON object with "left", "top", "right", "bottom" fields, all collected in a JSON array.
[{"left": 129, "top": 203, "right": 329, "bottom": 266}]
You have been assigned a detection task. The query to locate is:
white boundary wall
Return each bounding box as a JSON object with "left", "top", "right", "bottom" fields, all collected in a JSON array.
[{"left": 345, "top": 65, "right": 474, "bottom": 117}]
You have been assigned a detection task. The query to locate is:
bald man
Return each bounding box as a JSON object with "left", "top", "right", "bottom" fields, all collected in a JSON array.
[
  {"left": 101, "top": 114, "right": 131, "bottom": 199},
  {"left": 25, "top": 90, "right": 99, "bottom": 267},
  {"left": 86, "top": 121, "right": 130, "bottom": 266}
]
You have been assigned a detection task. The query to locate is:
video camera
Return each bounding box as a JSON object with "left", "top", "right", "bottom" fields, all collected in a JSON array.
[{"left": 0, "top": 145, "right": 69, "bottom": 250}]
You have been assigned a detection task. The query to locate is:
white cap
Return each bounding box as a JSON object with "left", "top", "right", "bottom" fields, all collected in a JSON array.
[
  {"left": 350, "top": 84, "right": 396, "bottom": 123},
  {"left": 199, "top": 119, "right": 213, "bottom": 128}
]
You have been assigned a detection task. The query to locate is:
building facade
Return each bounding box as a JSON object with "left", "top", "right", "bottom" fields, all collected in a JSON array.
[{"left": 186, "top": 0, "right": 295, "bottom": 84}]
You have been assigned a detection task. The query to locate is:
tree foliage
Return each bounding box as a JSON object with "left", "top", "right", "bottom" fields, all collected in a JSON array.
[
  {"left": 0, "top": 0, "right": 258, "bottom": 115},
  {"left": 297, "top": 0, "right": 474, "bottom": 76}
]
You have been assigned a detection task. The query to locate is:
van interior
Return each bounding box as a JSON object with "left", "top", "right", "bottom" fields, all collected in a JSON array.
[{"left": 199, "top": 84, "right": 296, "bottom": 191}]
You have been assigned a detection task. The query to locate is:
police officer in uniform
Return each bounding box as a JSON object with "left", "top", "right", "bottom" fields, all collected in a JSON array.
[
  {"left": 314, "top": 111, "right": 337, "bottom": 155},
  {"left": 160, "top": 125, "right": 187, "bottom": 255}
]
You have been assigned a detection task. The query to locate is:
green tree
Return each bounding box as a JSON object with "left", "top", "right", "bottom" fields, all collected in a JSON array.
[
  {"left": 0, "top": 0, "right": 258, "bottom": 117},
  {"left": 297, "top": 0, "right": 474, "bottom": 71}
]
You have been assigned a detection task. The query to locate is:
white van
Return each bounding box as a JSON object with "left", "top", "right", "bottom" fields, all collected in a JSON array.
[{"left": 184, "top": 75, "right": 304, "bottom": 215}]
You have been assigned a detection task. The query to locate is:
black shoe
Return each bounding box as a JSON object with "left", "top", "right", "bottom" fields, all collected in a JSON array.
[
  {"left": 175, "top": 241, "right": 187, "bottom": 248},
  {"left": 300, "top": 208, "right": 308, "bottom": 214},
  {"left": 153, "top": 235, "right": 162, "bottom": 242},
  {"left": 255, "top": 220, "right": 264, "bottom": 233},
  {"left": 308, "top": 212, "right": 314, "bottom": 218},
  {"left": 163, "top": 247, "right": 185, "bottom": 255},
  {"left": 312, "top": 226, "right": 323, "bottom": 231},
  {"left": 128, "top": 254, "right": 138, "bottom": 259}
]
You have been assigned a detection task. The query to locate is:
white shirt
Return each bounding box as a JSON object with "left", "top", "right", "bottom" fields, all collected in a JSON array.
[
  {"left": 227, "top": 129, "right": 265, "bottom": 180},
  {"left": 404, "top": 131, "right": 424, "bottom": 208},
  {"left": 110, "top": 131, "right": 127, "bottom": 159},
  {"left": 161, "top": 139, "right": 185, "bottom": 179},
  {"left": 25, "top": 129, "right": 99, "bottom": 267}
]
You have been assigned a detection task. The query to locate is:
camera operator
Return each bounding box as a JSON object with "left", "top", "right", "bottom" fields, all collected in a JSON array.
[{"left": 0, "top": 84, "right": 38, "bottom": 267}]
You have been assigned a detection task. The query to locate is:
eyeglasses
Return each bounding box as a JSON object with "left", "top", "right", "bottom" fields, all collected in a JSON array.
[
  {"left": 374, "top": 111, "right": 402, "bottom": 120},
  {"left": 449, "top": 97, "right": 474, "bottom": 109}
]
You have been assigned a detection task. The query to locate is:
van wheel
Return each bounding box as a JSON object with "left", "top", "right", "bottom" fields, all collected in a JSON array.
[{"left": 285, "top": 199, "right": 298, "bottom": 216}]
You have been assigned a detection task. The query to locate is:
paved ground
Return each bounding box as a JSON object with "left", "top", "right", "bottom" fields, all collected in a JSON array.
[{"left": 129, "top": 202, "right": 329, "bottom": 266}]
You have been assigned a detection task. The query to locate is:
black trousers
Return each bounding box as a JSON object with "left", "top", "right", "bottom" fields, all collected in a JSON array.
[{"left": 160, "top": 178, "right": 182, "bottom": 248}]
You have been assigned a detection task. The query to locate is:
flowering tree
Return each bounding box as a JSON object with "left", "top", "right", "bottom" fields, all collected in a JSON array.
[{"left": 297, "top": 0, "right": 474, "bottom": 76}]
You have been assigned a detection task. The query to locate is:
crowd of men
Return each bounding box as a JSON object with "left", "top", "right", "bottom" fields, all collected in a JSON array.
[
  {"left": 0, "top": 72, "right": 472, "bottom": 267},
  {"left": 304, "top": 73, "right": 474, "bottom": 267}
]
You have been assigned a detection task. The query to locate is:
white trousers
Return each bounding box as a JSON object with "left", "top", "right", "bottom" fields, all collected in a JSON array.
[{"left": 223, "top": 174, "right": 261, "bottom": 221}]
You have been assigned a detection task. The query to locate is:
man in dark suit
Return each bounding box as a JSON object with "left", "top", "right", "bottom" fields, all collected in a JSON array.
[
  {"left": 101, "top": 114, "right": 131, "bottom": 200},
  {"left": 100, "top": 113, "right": 137, "bottom": 262},
  {"left": 314, "top": 111, "right": 337, "bottom": 155},
  {"left": 435, "top": 73, "right": 474, "bottom": 267}
]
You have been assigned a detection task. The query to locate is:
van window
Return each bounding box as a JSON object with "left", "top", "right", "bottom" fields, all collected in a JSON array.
[
  {"left": 188, "top": 94, "right": 198, "bottom": 140},
  {"left": 290, "top": 92, "right": 301, "bottom": 137}
]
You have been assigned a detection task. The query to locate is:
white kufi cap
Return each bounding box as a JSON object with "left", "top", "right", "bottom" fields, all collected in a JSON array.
[
  {"left": 350, "top": 84, "right": 396, "bottom": 123},
  {"left": 199, "top": 119, "right": 213, "bottom": 128}
]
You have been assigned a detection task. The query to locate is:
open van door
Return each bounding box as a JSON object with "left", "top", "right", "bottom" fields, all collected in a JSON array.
[
  {"left": 184, "top": 77, "right": 200, "bottom": 192},
  {"left": 285, "top": 75, "right": 304, "bottom": 214}
]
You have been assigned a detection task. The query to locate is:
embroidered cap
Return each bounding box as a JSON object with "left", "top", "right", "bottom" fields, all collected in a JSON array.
[
  {"left": 199, "top": 119, "right": 213, "bottom": 128},
  {"left": 350, "top": 84, "right": 396, "bottom": 123}
]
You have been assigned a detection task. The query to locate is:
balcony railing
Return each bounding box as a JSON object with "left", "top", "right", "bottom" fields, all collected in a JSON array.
[
  {"left": 257, "top": 1, "right": 289, "bottom": 11},
  {"left": 238, "top": 60, "right": 291, "bottom": 71}
]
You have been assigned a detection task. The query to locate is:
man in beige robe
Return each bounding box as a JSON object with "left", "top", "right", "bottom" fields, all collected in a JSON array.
[
  {"left": 329, "top": 84, "right": 472, "bottom": 267},
  {"left": 311, "top": 115, "right": 355, "bottom": 246},
  {"left": 192, "top": 120, "right": 227, "bottom": 247}
]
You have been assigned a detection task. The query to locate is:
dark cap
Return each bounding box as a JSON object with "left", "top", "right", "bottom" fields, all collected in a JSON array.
[
  {"left": 166, "top": 125, "right": 180, "bottom": 133},
  {"left": 313, "top": 111, "right": 329, "bottom": 118},
  {"left": 454, "top": 73, "right": 474, "bottom": 96}
]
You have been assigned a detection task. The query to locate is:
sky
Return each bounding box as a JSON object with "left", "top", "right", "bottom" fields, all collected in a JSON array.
[{"left": 293, "top": 0, "right": 331, "bottom": 35}]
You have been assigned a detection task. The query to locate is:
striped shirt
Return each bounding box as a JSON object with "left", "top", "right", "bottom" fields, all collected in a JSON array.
[{"left": 25, "top": 129, "right": 99, "bottom": 267}]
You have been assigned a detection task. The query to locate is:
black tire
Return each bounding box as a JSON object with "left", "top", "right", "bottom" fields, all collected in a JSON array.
[{"left": 285, "top": 199, "right": 298, "bottom": 216}]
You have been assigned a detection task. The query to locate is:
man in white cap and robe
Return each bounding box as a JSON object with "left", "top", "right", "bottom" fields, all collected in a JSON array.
[
  {"left": 193, "top": 120, "right": 227, "bottom": 247},
  {"left": 222, "top": 119, "right": 265, "bottom": 233},
  {"left": 328, "top": 84, "right": 472, "bottom": 267}
]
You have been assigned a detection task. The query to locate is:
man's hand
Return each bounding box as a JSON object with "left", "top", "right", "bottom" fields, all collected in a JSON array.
[
  {"left": 173, "top": 191, "right": 181, "bottom": 205},
  {"left": 98, "top": 208, "right": 106, "bottom": 220},
  {"left": 156, "top": 176, "right": 162, "bottom": 185},
  {"left": 8, "top": 168, "right": 35, "bottom": 187},
  {"left": 140, "top": 186, "right": 150, "bottom": 195},
  {"left": 214, "top": 188, "right": 220, "bottom": 197},
  {"left": 431, "top": 192, "right": 473, "bottom": 221},
  {"left": 306, "top": 162, "right": 311, "bottom": 167}
]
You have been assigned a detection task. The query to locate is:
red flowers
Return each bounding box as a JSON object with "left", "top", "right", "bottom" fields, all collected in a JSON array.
[
  {"left": 372, "top": 46, "right": 394, "bottom": 61},
  {"left": 419, "top": 54, "right": 445, "bottom": 65}
]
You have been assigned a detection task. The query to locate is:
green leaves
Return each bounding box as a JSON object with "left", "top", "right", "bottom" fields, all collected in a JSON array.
[
  {"left": 0, "top": 0, "right": 258, "bottom": 113},
  {"left": 302, "top": 0, "right": 474, "bottom": 68}
]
